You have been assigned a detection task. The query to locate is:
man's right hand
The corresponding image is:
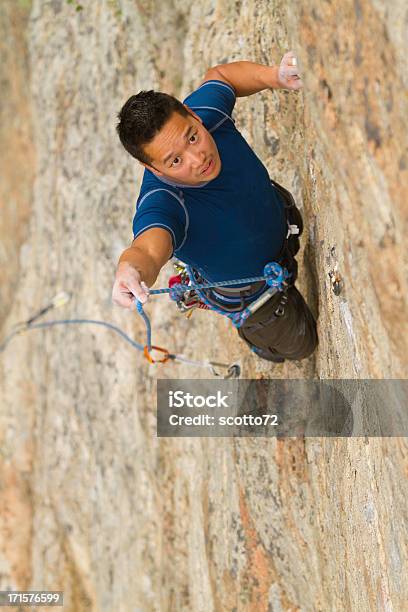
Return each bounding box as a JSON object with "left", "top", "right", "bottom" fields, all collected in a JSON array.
[
  {"left": 112, "top": 261, "right": 150, "bottom": 310},
  {"left": 112, "top": 228, "right": 173, "bottom": 310}
]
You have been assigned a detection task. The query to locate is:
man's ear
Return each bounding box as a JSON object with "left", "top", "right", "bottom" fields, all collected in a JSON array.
[
  {"left": 140, "top": 161, "right": 163, "bottom": 176},
  {"left": 184, "top": 104, "right": 203, "bottom": 124}
]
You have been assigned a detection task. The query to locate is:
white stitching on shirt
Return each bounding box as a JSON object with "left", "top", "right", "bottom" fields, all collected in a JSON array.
[
  {"left": 173, "top": 191, "right": 189, "bottom": 250},
  {"left": 138, "top": 188, "right": 173, "bottom": 210},
  {"left": 153, "top": 173, "right": 211, "bottom": 189},
  {"left": 189, "top": 105, "right": 235, "bottom": 129},
  {"left": 134, "top": 223, "right": 177, "bottom": 252},
  {"left": 208, "top": 116, "right": 229, "bottom": 133},
  {"left": 136, "top": 188, "right": 189, "bottom": 250},
  {"left": 196, "top": 79, "right": 236, "bottom": 98}
]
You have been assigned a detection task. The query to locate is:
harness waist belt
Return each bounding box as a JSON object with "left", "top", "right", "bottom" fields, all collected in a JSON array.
[{"left": 212, "top": 280, "right": 266, "bottom": 298}]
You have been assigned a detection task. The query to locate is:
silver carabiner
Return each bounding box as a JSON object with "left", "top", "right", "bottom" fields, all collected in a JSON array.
[{"left": 275, "top": 304, "right": 285, "bottom": 317}]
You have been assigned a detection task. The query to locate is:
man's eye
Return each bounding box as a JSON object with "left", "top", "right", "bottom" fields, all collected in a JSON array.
[{"left": 170, "top": 134, "right": 198, "bottom": 166}]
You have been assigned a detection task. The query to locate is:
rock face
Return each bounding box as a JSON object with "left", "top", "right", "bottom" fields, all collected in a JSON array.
[
  {"left": 0, "top": 0, "right": 407, "bottom": 610},
  {"left": 0, "top": 1, "right": 35, "bottom": 328}
]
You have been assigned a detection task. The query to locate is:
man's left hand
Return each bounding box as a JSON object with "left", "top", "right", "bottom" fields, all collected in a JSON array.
[{"left": 277, "top": 51, "right": 303, "bottom": 90}]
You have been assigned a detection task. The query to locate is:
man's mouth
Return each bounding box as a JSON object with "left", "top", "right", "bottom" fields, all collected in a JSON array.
[{"left": 200, "top": 158, "right": 213, "bottom": 175}]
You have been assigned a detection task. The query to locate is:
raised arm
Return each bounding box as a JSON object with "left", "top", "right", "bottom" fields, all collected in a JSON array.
[
  {"left": 112, "top": 228, "right": 173, "bottom": 309},
  {"left": 202, "top": 51, "right": 303, "bottom": 96}
]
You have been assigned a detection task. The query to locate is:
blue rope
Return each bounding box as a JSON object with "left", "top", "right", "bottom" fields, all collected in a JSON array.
[
  {"left": 185, "top": 262, "right": 290, "bottom": 328},
  {"left": 0, "top": 263, "right": 290, "bottom": 368},
  {"left": 34, "top": 320, "right": 144, "bottom": 352},
  {"left": 135, "top": 261, "right": 292, "bottom": 348},
  {"left": 136, "top": 301, "right": 152, "bottom": 350},
  {"left": 4, "top": 319, "right": 174, "bottom": 357}
]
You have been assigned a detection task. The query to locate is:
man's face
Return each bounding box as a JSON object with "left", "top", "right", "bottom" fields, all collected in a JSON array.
[{"left": 141, "top": 105, "right": 221, "bottom": 185}]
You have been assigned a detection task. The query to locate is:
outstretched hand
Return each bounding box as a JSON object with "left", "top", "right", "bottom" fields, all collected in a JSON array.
[
  {"left": 112, "top": 261, "right": 150, "bottom": 310},
  {"left": 278, "top": 51, "right": 303, "bottom": 90}
]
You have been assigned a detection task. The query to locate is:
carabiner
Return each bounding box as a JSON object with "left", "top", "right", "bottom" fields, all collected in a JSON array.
[
  {"left": 143, "top": 345, "right": 170, "bottom": 364},
  {"left": 275, "top": 305, "right": 285, "bottom": 317}
]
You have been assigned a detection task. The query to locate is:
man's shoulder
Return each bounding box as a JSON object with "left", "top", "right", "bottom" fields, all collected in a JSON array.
[
  {"left": 182, "top": 79, "right": 236, "bottom": 126},
  {"left": 137, "top": 170, "right": 182, "bottom": 207},
  {"left": 182, "top": 78, "right": 236, "bottom": 105}
]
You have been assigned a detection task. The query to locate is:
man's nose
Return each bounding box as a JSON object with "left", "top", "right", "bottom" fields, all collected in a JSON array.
[{"left": 189, "top": 150, "right": 206, "bottom": 168}]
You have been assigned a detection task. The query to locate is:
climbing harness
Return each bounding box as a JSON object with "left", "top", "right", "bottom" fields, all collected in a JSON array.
[
  {"left": 135, "top": 260, "right": 292, "bottom": 364},
  {"left": 168, "top": 261, "right": 290, "bottom": 328}
]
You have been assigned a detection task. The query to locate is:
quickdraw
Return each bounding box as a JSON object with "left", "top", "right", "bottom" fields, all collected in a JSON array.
[{"left": 0, "top": 293, "right": 240, "bottom": 378}]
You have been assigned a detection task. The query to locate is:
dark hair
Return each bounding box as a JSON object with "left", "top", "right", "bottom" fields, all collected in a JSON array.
[{"left": 116, "top": 90, "right": 191, "bottom": 166}]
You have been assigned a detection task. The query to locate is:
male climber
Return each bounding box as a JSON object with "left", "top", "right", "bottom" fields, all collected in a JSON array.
[{"left": 112, "top": 52, "right": 318, "bottom": 362}]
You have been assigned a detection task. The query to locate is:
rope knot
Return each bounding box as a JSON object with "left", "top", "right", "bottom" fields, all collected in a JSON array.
[
  {"left": 169, "top": 283, "right": 188, "bottom": 302},
  {"left": 263, "top": 262, "right": 291, "bottom": 290}
]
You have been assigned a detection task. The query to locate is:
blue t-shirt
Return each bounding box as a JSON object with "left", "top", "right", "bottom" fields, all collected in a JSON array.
[{"left": 132, "top": 79, "right": 287, "bottom": 283}]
